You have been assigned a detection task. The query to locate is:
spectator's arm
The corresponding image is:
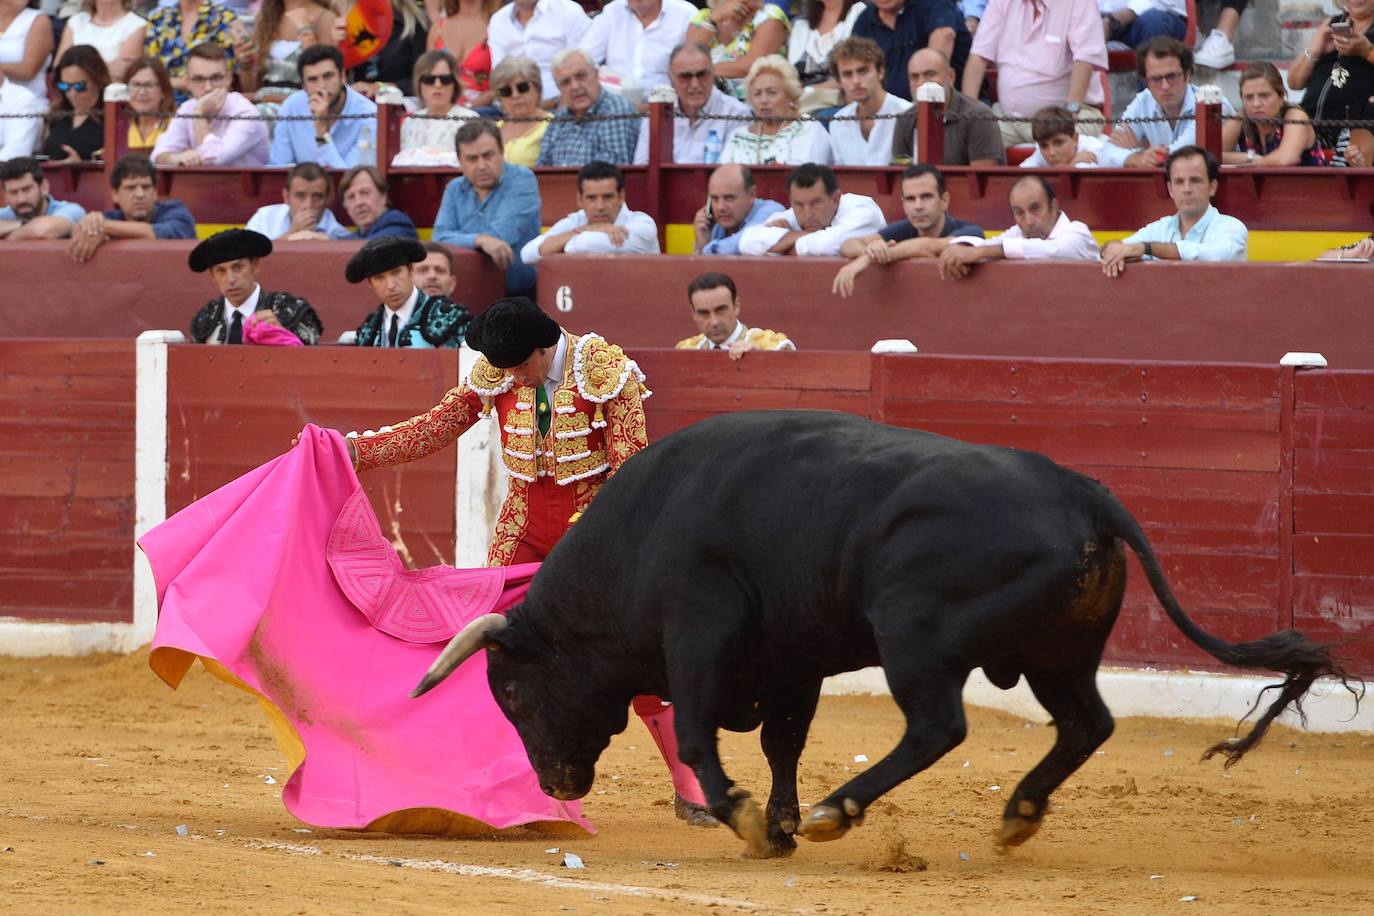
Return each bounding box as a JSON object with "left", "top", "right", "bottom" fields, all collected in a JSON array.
[
  {"left": 795, "top": 200, "right": 885, "bottom": 257},
  {"left": 268, "top": 112, "right": 300, "bottom": 165},
  {"left": 618, "top": 216, "right": 660, "bottom": 254},
  {"left": 1288, "top": 19, "right": 1333, "bottom": 91},
  {"left": 9, "top": 215, "right": 77, "bottom": 239},
  {"left": 579, "top": 13, "right": 611, "bottom": 65},
  {"left": 738, "top": 223, "right": 791, "bottom": 256},
  {"left": 0, "top": 13, "right": 52, "bottom": 83},
  {"left": 537, "top": 216, "right": 589, "bottom": 257},
  {"left": 151, "top": 109, "right": 192, "bottom": 162},
  {"left": 102, "top": 219, "right": 158, "bottom": 239},
  {"left": 1001, "top": 225, "right": 1100, "bottom": 260},
  {"left": 1067, "top": 60, "right": 1092, "bottom": 106},
  {"left": 840, "top": 234, "right": 882, "bottom": 258},
  {"left": 313, "top": 133, "right": 349, "bottom": 169},
  {"left": 110, "top": 23, "right": 147, "bottom": 81},
  {"left": 961, "top": 54, "right": 988, "bottom": 99},
  {"left": 715, "top": 18, "right": 787, "bottom": 79},
  {"left": 1174, "top": 223, "right": 1248, "bottom": 262},
  {"left": 927, "top": 26, "right": 956, "bottom": 59},
  {"left": 151, "top": 203, "right": 198, "bottom": 239},
  {"left": 519, "top": 231, "right": 547, "bottom": 265}
]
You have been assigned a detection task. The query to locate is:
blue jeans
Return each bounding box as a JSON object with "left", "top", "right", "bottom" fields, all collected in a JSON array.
[{"left": 1121, "top": 9, "right": 1188, "bottom": 46}]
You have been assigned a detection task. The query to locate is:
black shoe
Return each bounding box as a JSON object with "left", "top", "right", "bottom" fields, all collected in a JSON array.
[{"left": 673, "top": 793, "right": 720, "bottom": 828}]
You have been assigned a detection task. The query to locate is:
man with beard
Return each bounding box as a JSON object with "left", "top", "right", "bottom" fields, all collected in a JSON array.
[
  {"left": 0, "top": 158, "right": 86, "bottom": 240},
  {"left": 188, "top": 229, "right": 324, "bottom": 346},
  {"left": 269, "top": 45, "right": 379, "bottom": 168}
]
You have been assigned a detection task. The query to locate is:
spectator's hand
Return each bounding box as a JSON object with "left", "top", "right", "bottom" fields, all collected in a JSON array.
[
  {"left": 1347, "top": 143, "right": 1368, "bottom": 167},
  {"left": 288, "top": 206, "right": 322, "bottom": 235},
  {"left": 351, "top": 81, "right": 379, "bottom": 99},
  {"left": 69, "top": 212, "right": 106, "bottom": 262},
  {"left": 197, "top": 86, "right": 227, "bottom": 118},
  {"left": 965, "top": 15, "right": 978, "bottom": 35},
  {"left": 1334, "top": 26, "right": 1372, "bottom": 60},
  {"left": 235, "top": 37, "right": 258, "bottom": 67},
  {"left": 1108, "top": 125, "right": 1138, "bottom": 149},
  {"left": 692, "top": 204, "right": 712, "bottom": 250},
  {"left": 330, "top": 20, "right": 347, "bottom": 44},
  {"left": 937, "top": 245, "right": 978, "bottom": 280},
  {"left": 253, "top": 309, "right": 282, "bottom": 326},
  {"left": 53, "top": 144, "right": 82, "bottom": 164},
  {"left": 727, "top": 340, "right": 756, "bottom": 361},
  {"left": 864, "top": 238, "right": 894, "bottom": 263},
  {"left": 1124, "top": 145, "right": 1166, "bottom": 168},
  {"left": 765, "top": 218, "right": 792, "bottom": 229},
  {"left": 308, "top": 88, "right": 332, "bottom": 123},
  {"left": 284, "top": 229, "right": 330, "bottom": 240},
  {"left": 475, "top": 234, "right": 515, "bottom": 267},
  {"left": 832, "top": 258, "right": 868, "bottom": 298},
  {"left": 1339, "top": 237, "right": 1374, "bottom": 258},
  {"left": 1072, "top": 150, "right": 1098, "bottom": 165},
  {"left": 582, "top": 223, "right": 630, "bottom": 246},
  {"left": 174, "top": 149, "right": 205, "bottom": 166},
  {"left": 1100, "top": 240, "right": 1136, "bottom": 278}
]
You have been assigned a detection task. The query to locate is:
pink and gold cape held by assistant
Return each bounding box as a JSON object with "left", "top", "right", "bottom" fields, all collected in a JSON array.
[{"left": 140, "top": 424, "right": 593, "bottom": 836}]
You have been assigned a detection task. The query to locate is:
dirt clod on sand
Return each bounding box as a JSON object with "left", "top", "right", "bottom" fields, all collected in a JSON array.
[{"left": 2, "top": 651, "right": 1372, "bottom": 914}]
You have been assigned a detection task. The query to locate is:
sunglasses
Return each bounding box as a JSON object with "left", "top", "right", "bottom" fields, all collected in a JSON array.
[
  {"left": 496, "top": 80, "right": 533, "bottom": 97},
  {"left": 419, "top": 73, "right": 457, "bottom": 86},
  {"left": 673, "top": 69, "right": 712, "bottom": 83},
  {"left": 57, "top": 80, "right": 89, "bottom": 92}
]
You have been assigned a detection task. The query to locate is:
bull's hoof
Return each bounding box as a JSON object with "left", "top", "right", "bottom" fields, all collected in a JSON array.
[
  {"left": 796, "top": 803, "right": 852, "bottom": 842},
  {"left": 996, "top": 802, "right": 1044, "bottom": 848},
  {"left": 674, "top": 793, "right": 721, "bottom": 828},
  {"left": 725, "top": 788, "right": 769, "bottom": 858}
]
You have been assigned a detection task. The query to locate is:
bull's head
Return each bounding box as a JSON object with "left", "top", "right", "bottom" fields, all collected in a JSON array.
[{"left": 412, "top": 611, "right": 629, "bottom": 801}]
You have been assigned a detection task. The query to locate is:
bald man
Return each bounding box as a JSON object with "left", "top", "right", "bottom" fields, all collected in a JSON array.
[{"left": 693, "top": 163, "right": 786, "bottom": 255}]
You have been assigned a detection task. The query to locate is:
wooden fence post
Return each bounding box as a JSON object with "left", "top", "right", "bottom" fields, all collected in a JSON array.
[
  {"left": 1194, "top": 84, "right": 1225, "bottom": 161},
  {"left": 914, "top": 82, "right": 946, "bottom": 166}
]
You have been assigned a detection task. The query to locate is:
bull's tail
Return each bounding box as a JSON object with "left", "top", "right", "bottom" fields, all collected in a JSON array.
[{"left": 1094, "top": 485, "right": 1363, "bottom": 767}]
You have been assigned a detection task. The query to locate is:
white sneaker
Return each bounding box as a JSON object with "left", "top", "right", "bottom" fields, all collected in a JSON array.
[{"left": 1194, "top": 29, "right": 1236, "bottom": 70}]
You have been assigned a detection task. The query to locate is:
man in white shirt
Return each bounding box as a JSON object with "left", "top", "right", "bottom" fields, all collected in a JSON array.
[
  {"left": 738, "top": 163, "right": 886, "bottom": 257},
  {"left": 633, "top": 43, "right": 750, "bottom": 164},
  {"left": 245, "top": 163, "right": 353, "bottom": 241},
  {"left": 827, "top": 36, "right": 912, "bottom": 167},
  {"left": 489, "top": 0, "right": 593, "bottom": 102},
  {"left": 581, "top": 0, "right": 697, "bottom": 98},
  {"left": 152, "top": 42, "right": 270, "bottom": 167},
  {"left": 0, "top": 71, "right": 41, "bottom": 161},
  {"left": 521, "top": 160, "right": 660, "bottom": 265},
  {"left": 938, "top": 175, "right": 1099, "bottom": 278}
]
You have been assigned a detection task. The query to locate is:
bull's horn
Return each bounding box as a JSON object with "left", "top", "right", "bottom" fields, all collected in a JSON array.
[{"left": 411, "top": 613, "right": 508, "bottom": 698}]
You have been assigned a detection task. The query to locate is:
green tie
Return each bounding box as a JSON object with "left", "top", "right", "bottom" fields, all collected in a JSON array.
[{"left": 535, "top": 383, "right": 551, "bottom": 437}]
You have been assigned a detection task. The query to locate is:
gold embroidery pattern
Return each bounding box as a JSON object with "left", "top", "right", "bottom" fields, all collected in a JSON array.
[
  {"left": 605, "top": 378, "right": 648, "bottom": 474},
  {"left": 352, "top": 386, "right": 480, "bottom": 471},
  {"left": 468, "top": 356, "right": 513, "bottom": 396},
  {"left": 675, "top": 333, "right": 706, "bottom": 350},
  {"left": 745, "top": 328, "right": 796, "bottom": 351},
  {"left": 487, "top": 478, "right": 530, "bottom": 566},
  {"left": 500, "top": 388, "right": 540, "bottom": 481}
]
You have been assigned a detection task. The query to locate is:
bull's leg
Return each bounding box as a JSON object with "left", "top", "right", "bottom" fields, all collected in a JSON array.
[
  {"left": 671, "top": 702, "right": 768, "bottom": 856},
  {"left": 797, "top": 665, "right": 968, "bottom": 843},
  {"left": 997, "top": 665, "right": 1114, "bottom": 847},
  {"left": 752, "top": 680, "right": 823, "bottom": 859}
]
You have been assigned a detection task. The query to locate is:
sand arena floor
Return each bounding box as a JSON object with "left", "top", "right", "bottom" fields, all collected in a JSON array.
[{"left": 1, "top": 651, "right": 1371, "bottom": 915}]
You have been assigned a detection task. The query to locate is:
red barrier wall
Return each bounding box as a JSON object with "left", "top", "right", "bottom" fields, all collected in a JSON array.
[
  {"left": 0, "top": 340, "right": 134, "bottom": 624},
  {"left": 164, "top": 346, "right": 461, "bottom": 570},
  {"left": 0, "top": 241, "right": 506, "bottom": 340},
  {"left": 541, "top": 256, "right": 1374, "bottom": 367}
]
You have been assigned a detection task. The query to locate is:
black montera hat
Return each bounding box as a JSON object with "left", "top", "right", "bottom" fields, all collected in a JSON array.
[
  {"left": 188, "top": 228, "right": 272, "bottom": 272},
  {"left": 465, "top": 297, "right": 562, "bottom": 368},
  {"left": 345, "top": 236, "right": 427, "bottom": 284}
]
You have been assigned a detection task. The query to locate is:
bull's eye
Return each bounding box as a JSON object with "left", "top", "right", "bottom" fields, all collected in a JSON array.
[{"left": 501, "top": 682, "right": 519, "bottom": 705}]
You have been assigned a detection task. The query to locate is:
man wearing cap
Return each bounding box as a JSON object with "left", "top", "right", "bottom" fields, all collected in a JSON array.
[
  {"left": 344, "top": 296, "right": 715, "bottom": 827},
  {"left": 346, "top": 236, "right": 471, "bottom": 349},
  {"left": 188, "top": 229, "right": 323, "bottom": 346}
]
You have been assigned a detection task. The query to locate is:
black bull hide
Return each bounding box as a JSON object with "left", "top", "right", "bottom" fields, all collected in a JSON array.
[{"left": 416, "top": 410, "right": 1359, "bottom": 858}]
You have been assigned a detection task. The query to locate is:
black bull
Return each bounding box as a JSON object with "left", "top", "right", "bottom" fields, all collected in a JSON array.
[{"left": 414, "top": 410, "right": 1358, "bottom": 857}]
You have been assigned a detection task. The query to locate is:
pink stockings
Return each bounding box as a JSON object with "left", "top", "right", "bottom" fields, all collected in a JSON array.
[{"left": 631, "top": 695, "right": 706, "bottom": 805}]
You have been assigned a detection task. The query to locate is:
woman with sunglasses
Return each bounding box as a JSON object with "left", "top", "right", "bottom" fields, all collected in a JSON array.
[
  {"left": 125, "top": 55, "right": 175, "bottom": 151},
  {"left": 491, "top": 55, "right": 548, "bottom": 168},
  {"left": 42, "top": 44, "right": 111, "bottom": 162},
  {"left": 394, "top": 49, "right": 477, "bottom": 165}
]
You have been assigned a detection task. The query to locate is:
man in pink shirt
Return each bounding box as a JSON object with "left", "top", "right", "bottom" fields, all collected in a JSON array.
[
  {"left": 936, "top": 175, "right": 1099, "bottom": 279},
  {"left": 961, "top": 0, "right": 1108, "bottom": 148},
  {"left": 153, "top": 43, "right": 270, "bottom": 168}
]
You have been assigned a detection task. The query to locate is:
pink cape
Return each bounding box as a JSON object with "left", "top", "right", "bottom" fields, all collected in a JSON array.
[
  {"left": 244, "top": 316, "right": 304, "bottom": 347},
  {"left": 140, "top": 424, "right": 593, "bottom": 836}
]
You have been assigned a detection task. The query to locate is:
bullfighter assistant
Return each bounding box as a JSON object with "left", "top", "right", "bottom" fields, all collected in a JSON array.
[{"left": 343, "top": 288, "right": 714, "bottom": 825}]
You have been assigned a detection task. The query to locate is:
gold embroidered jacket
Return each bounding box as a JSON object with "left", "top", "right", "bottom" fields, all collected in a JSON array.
[
  {"left": 351, "top": 332, "right": 651, "bottom": 485},
  {"left": 675, "top": 325, "right": 796, "bottom": 351}
]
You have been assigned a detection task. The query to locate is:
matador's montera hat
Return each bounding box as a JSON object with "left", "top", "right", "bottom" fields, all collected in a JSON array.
[
  {"left": 188, "top": 228, "right": 272, "bottom": 272},
  {"left": 465, "top": 297, "right": 562, "bottom": 368},
  {"left": 345, "top": 236, "right": 427, "bottom": 284}
]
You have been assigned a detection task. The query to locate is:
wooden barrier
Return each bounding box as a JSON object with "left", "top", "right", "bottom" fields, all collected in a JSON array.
[
  {"left": 0, "top": 241, "right": 506, "bottom": 340},
  {"left": 0, "top": 340, "right": 135, "bottom": 624},
  {"left": 540, "top": 256, "right": 1374, "bottom": 367},
  {"left": 3, "top": 343, "right": 1369, "bottom": 674}
]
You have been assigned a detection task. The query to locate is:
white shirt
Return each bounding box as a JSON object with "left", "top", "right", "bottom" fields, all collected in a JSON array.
[
  {"left": 64, "top": 11, "right": 146, "bottom": 65},
  {"left": 1118, "top": 83, "right": 1237, "bottom": 152},
  {"left": 522, "top": 202, "right": 661, "bottom": 264},
  {"left": 380, "top": 287, "right": 421, "bottom": 346},
  {"left": 632, "top": 87, "right": 750, "bottom": 164},
  {"left": 245, "top": 203, "right": 353, "bottom": 240},
  {"left": 954, "top": 210, "right": 1099, "bottom": 261},
  {"left": 488, "top": 0, "right": 592, "bottom": 101},
  {"left": 1018, "top": 132, "right": 1129, "bottom": 168},
  {"left": 788, "top": 2, "right": 866, "bottom": 78},
  {"left": 0, "top": 78, "right": 41, "bottom": 160},
  {"left": 829, "top": 93, "right": 912, "bottom": 167},
  {"left": 0, "top": 9, "right": 52, "bottom": 102},
  {"left": 542, "top": 332, "right": 569, "bottom": 403},
  {"left": 222, "top": 284, "right": 262, "bottom": 331},
  {"left": 721, "top": 118, "right": 834, "bottom": 166},
  {"left": 581, "top": 0, "right": 696, "bottom": 93},
  {"left": 738, "top": 192, "right": 886, "bottom": 257}
]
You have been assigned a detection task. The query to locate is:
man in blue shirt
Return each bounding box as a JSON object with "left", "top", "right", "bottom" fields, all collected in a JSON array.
[
  {"left": 68, "top": 155, "right": 196, "bottom": 262},
  {"left": 537, "top": 49, "right": 641, "bottom": 166},
  {"left": 433, "top": 119, "right": 542, "bottom": 296},
  {"left": 851, "top": 0, "right": 972, "bottom": 100},
  {"left": 339, "top": 166, "right": 419, "bottom": 240},
  {"left": 693, "top": 164, "right": 785, "bottom": 256},
  {"left": 0, "top": 157, "right": 86, "bottom": 240},
  {"left": 1100, "top": 146, "right": 1247, "bottom": 276},
  {"left": 1110, "top": 38, "right": 1236, "bottom": 168},
  {"left": 269, "top": 45, "right": 378, "bottom": 168}
]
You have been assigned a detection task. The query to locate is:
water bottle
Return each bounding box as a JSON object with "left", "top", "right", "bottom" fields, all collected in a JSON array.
[
  {"left": 703, "top": 129, "right": 722, "bottom": 165},
  {"left": 358, "top": 122, "right": 376, "bottom": 167}
]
